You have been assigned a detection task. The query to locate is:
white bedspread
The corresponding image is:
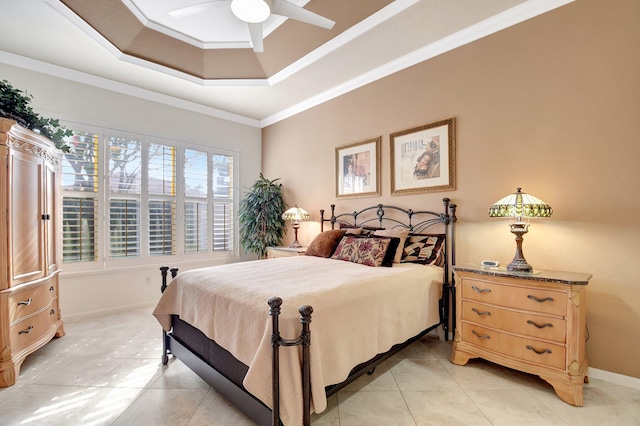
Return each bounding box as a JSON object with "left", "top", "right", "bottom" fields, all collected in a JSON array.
[{"left": 153, "top": 256, "right": 443, "bottom": 426}]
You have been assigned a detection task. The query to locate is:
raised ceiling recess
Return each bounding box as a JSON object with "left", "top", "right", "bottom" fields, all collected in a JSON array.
[{"left": 59, "top": 0, "right": 393, "bottom": 80}]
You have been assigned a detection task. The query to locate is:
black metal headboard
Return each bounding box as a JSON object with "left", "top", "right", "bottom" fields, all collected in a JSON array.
[{"left": 320, "top": 198, "right": 458, "bottom": 339}]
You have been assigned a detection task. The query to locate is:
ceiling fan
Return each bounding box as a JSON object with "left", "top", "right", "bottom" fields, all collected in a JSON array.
[{"left": 169, "top": 0, "right": 335, "bottom": 52}]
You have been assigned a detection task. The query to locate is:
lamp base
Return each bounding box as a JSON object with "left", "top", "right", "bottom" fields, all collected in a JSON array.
[
  {"left": 507, "top": 258, "right": 532, "bottom": 272},
  {"left": 507, "top": 222, "right": 532, "bottom": 272},
  {"left": 289, "top": 224, "right": 302, "bottom": 248}
]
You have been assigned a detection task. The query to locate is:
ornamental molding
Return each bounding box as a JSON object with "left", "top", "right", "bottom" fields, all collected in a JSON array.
[{"left": 7, "top": 135, "right": 60, "bottom": 166}]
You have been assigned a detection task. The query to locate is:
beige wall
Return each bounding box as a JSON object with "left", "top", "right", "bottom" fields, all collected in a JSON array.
[{"left": 263, "top": 0, "right": 640, "bottom": 378}]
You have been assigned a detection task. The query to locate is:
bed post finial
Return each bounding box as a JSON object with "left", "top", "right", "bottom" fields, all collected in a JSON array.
[
  {"left": 330, "top": 204, "right": 337, "bottom": 230},
  {"left": 160, "top": 266, "right": 169, "bottom": 293}
]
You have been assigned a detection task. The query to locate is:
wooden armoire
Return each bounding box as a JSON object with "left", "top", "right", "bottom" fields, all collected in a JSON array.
[{"left": 0, "top": 118, "right": 65, "bottom": 387}]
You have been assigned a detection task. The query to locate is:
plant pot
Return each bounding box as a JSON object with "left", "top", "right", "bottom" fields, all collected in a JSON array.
[{"left": 0, "top": 110, "right": 29, "bottom": 128}]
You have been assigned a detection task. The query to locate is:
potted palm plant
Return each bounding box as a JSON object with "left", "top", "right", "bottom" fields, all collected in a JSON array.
[
  {"left": 238, "top": 173, "right": 287, "bottom": 258},
  {"left": 0, "top": 79, "right": 71, "bottom": 151}
]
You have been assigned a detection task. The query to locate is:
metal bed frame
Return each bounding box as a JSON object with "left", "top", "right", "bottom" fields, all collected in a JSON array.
[{"left": 158, "top": 198, "right": 457, "bottom": 426}]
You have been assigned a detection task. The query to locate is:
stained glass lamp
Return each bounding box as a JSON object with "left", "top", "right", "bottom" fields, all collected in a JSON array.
[
  {"left": 282, "top": 205, "right": 310, "bottom": 248},
  {"left": 489, "top": 188, "right": 553, "bottom": 272}
]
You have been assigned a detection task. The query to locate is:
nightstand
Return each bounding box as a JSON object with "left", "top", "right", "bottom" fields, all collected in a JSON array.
[
  {"left": 266, "top": 246, "right": 307, "bottom": 259},
  {"left": 450, "top": 265, "right": 591, "bottom": 406}
]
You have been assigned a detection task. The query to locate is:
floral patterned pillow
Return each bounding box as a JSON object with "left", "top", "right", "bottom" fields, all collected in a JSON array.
[
  {"left": 330, "top": 236, "right": 399, "bottom": 267},
  {"left": 401, "top": 234, "right": 446, "bottom": 266}
]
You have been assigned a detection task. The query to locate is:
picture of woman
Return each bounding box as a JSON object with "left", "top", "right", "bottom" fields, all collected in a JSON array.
[{"left": 413, "top": 139, "right": 440, "bottom": 180}]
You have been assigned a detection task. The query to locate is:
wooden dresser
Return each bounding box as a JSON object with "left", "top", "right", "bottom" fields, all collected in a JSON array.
[
  {"left": 450, "top": 265, "right": 590, "bottom": 406},
  {"left": 266, "top": 246, "right": 307, "bottom": 259},
  {"left": 0, "top": 118, "right": 65, "bottom": 387}
]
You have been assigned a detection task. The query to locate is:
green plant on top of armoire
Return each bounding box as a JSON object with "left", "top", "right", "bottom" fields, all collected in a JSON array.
[
  {"left": 239, "top": 173, "right": 287, "bottom": 258},
  {"left": 0, "top": 79, "right": 71, "bottom": 152}
]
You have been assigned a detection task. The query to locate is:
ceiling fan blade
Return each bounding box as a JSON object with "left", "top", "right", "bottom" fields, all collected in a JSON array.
[
  {"left": 169, "top": 1, "right": 228, "bottom": 19},
  {"left": 270, "top": 0, "right": 335, "bottom": 29},
  {"left": 248, "top": 22, "right": 264, "bottom": 52}
]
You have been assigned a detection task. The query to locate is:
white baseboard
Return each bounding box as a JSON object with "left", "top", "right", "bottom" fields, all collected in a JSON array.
[{"left": 589, "top": 367, "right": 640, "bottom": 390}]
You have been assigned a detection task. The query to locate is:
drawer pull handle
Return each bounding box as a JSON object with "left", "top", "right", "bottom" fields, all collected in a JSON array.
[
  {"left": 527, "top": 295, "right": 554, "bottom": 303},
  {"left": 50, "top": 309, "right": 55, "bottom": 315},
  {"left": 471, "top": 285, "right": 491, "bottom": 294},
  {"left": 527, "top": 320, "right": 553, "bottom": 329},
  {"left": 472, "top": 308, "right": 491, "bottom": 316},
  {"left": 19, "top": 325, "right": 34, "bottom": 335},
  {"left": 471, "top": 330, "right": 491, "bottom": 339},
  {"left": 18, "top": 298, "right": 33, "bottom": 306},
  {"left": 526, "top": 345, "right": 552, "bottom": 355},
  {"left": 50, "top": 286, "right": 55, "bottom": 291}
]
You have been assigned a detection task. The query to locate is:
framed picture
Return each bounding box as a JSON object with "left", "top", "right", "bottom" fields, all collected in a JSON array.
[
  {"left": 336, "top": 137, "right": 381, "bottom": 198},
  {"left": 390, "top": 117, "right": 455, "bottom": 195}
]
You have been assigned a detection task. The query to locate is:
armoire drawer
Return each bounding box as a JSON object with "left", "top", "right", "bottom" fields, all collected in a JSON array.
[
  {"left": 8, "top": 281, "right": 58, "bottom": 324},
  {"left": 460, "top": 322, "right": 566, "bottom": 370},
  {"left": 461, "top": 279, "right": 567, "bottom": 316},
  {"left": 461, "top": 300, "right": 567, "bottom": 343},
  {"left": 9, "top": 301, "right": 59, "bottom": 353}
]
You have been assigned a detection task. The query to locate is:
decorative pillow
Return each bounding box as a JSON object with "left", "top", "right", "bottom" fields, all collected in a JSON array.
[
  {"left": 330, "top": 235, "right": 399, "bottom": 267},
  {"left": 401, "top": 234, "right": 446, "bottom": 266},
  {"left": 339, "top": 224, "right": 381, "bottom": 236},
  {"left": 344, "top": 228, "right": 363, "bottom": 235},
  {"left": 373, "top": 228, "right": 410, "bottom": 263},
  {"left": 304, "top": 230, "right": 346, "bottom": 258}
]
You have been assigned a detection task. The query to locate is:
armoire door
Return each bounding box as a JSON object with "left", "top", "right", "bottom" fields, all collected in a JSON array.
[
  {"left": 9, "top": 148, "right": 46, "bottom": 286},
  {"left": 44, "top": 160, "right": 59, "bottom": 275}
]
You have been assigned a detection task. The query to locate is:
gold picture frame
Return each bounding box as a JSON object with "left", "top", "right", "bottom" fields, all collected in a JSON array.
[
  {"left": 390, "top": 117, "right": 455, "bottom": 195},
  {"left": 336, "top": 137, "right": 381, "bottom": 199}
]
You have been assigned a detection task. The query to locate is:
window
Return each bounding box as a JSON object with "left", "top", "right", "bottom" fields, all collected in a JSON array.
[
  {"left": 108, "top": 135, "right": 142, "bottom": 259},
  {"left": 61, "top": 131, "right": 99, "bottom": 263},
  {"left": 61, "top": 125, "right": 237, "bottom": 268},
  {"left": 148, "top": 143, "right": 176, "bottom": 256},
  {"left": 184, "top": 149, "right": 208, "bottom": 253},
  {"left": 212, "top": 154, "right": 234, "bottom": 251}
]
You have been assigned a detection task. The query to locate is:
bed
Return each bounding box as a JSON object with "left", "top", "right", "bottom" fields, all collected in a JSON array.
[{"left": 153, "top": 199, "right": 457, "bottom": 426}]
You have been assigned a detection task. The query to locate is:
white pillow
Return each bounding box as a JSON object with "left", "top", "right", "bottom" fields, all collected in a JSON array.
[{"left": 373, "top": 228, "right": 410, "bottom": 263}]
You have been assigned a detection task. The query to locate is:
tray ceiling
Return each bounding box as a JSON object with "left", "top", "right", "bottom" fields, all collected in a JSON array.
[{"left": 0, "top": 0, "right": 574, "bottom": 126}]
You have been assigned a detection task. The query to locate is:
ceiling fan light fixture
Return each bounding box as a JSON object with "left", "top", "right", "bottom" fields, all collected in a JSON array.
[{"left": 231, "top": 0, "right": 271, "bottom": 23}]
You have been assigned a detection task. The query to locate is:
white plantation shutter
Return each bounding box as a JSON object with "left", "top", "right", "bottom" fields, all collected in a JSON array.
[
  {"left": 59, "top": 124, "right": 237, "bottom": 268},
  {"left": 108, "top": 136, "right": 142, "bottom": 258},
  {"left": 61, "top": 130, "right": 99, "bottom": 262},
  {"left": 149, "top": 200, "right": 176, "bottom": 255},
  {"left": 148, "top": 144, "right": 176, "bottom": 256},
  {"left": 109, "top": 199, "right": 140, "bottom": 258},
  {"left": 213, "top": 203, "right": 233, "bottom": 251},
  {"left": 212, "top": 154, "right": 234, "bottom": 251},
  {"left": 184, "top": 149, "right": 208, "bottom": 253}
]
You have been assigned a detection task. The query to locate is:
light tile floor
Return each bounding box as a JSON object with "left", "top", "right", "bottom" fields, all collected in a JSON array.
[{"left": 1, "top": 307, "right": 639, "bottom": 425}]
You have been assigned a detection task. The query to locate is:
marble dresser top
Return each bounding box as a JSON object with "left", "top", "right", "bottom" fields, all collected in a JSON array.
[{"left": 454, "top": 265, "right": 592, "bottom": 285}]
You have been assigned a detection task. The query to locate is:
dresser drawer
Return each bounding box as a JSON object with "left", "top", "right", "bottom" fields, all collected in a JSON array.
[
  {"left": 461, "top": 323, "right": 566, "bottom": 370},
  {"left": 10, "top": 301, "right": 59, "bottom": 353},
  {"left": 461, "top": 300, "right": 567, "bottom": 343},
  {"left": 8, "top": 281, "right": 58, "bottom": 323},
  {"left": 461, "top": 279, "right": 567, "bottom": 316}
]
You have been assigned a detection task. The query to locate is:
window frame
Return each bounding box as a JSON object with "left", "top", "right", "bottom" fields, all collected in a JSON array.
[{"left": 60, "top": 122, "right": 240, "bottom": 273}]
